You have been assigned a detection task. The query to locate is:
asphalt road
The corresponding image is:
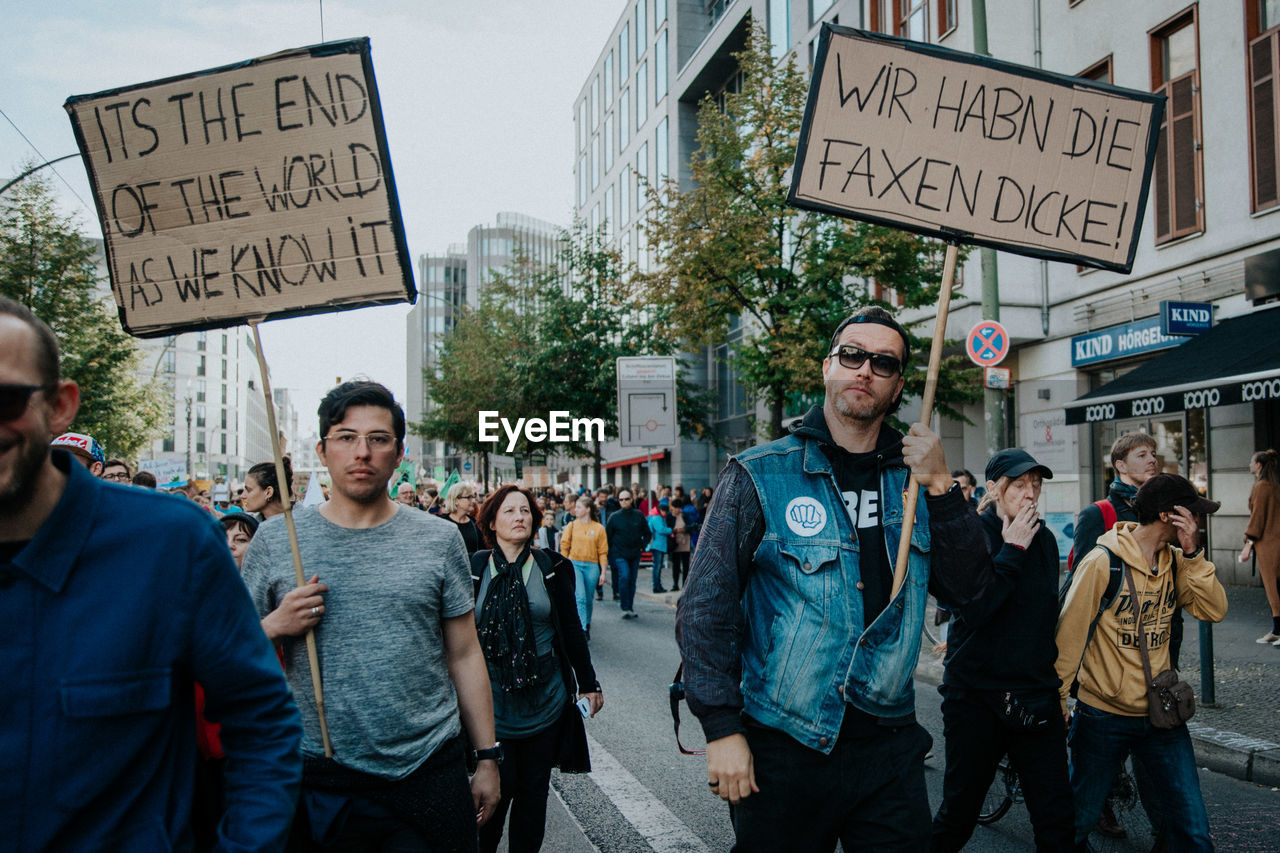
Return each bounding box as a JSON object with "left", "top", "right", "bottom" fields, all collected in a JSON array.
[{"left": 492, "top": 595, "right": 1280, "bottom": 852}]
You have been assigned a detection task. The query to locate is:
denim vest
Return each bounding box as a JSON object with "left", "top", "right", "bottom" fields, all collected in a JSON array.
[{"left": 736, "top": 434, "right": 931, "bottom": 752}]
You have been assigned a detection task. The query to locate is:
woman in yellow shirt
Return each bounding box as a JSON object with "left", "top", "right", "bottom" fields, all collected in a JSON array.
[{"left": 560, "top": 496, "right": 609, "bottom": 641}]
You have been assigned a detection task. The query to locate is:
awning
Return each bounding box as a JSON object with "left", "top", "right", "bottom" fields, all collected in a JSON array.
[
  {"left": 1064, "top": 305, "right": 1280, "bottom": 425},
  {"left": 601, "top": 450, "right": 668, "bottom": 470}
]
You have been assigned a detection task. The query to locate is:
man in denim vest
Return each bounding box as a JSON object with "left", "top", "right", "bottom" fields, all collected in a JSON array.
[{"left": 676, "top": 307, "right": 989, "bottom": 852}]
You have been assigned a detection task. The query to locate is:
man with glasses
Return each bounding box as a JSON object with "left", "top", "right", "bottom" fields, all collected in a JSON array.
[
  {"left": 676, "top": 306, "right": 990, "bottom": 852},
  {"left": 605, "top": 488, "right": 649, "bottom": 618},
  {"left": 102, "top": 458, "right": 132, "bottom": 484},
  {"left": 241, "top": 380, "right": 501, "bottom": 850},
  {"left": 0, "top": 296, "right": 302, "bottom": 849}
]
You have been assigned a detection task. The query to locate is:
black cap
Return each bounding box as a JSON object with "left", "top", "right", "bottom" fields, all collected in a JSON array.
[
  {"left": 985, "top": 448, "right": 1054, "bottom": 484},
  {"left": 1134, "top": 473, "right": 1220, "bottom": 518}
]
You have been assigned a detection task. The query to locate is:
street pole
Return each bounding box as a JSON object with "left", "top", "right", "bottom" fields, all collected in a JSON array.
[
  {"left": 185, "top": 394, "right": 193, "bottom": 482},
  {"left": 972, "top": 0, "right": 1006, "bottom": 455}
]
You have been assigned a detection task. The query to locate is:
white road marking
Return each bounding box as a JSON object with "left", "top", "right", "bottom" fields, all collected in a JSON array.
[{"left": 584, "top": 731, "right": 711, "bottom": 852}]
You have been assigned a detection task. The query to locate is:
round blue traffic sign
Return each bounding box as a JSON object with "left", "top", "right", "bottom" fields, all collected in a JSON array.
[{"left": 966, "top": 320, "right": 1010, "bottom": 367}]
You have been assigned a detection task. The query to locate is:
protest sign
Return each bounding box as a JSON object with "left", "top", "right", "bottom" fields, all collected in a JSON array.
[
  {"left": 790, "top": 25, "right": 1164, "bottom": 273},
  {"left": 65, "top": 38, "right": 415, "bottom": 337}
]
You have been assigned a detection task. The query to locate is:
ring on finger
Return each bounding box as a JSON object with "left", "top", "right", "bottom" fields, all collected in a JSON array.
[{"left": 311, "top": 606, "right": 319, "bottom": 617}]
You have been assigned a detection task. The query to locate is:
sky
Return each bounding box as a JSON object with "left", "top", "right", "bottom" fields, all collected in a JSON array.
[{"left": 2, "top": 0, "right": 616, "bottom": 423}]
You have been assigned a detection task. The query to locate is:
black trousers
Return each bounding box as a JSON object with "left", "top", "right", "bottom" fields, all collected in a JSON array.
[
  {"left": 930, "top": 688, "right": 1079, "bottom": 853},
  {"left": 730, "top": 715, "right": 933, "bottom": 852},
  {"left": 478, "top": 719, "right": 562, "bottom": 853},
  {"left": 669, "top": 551, "right": 690, "bottom": 587}
]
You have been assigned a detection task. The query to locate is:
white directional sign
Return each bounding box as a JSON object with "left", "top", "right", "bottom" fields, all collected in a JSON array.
[{"left": 616, "top": 356, "right": 677, "bottom": 448}]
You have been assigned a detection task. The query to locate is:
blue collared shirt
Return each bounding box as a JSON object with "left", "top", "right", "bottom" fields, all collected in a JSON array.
[{"left": 0, "top": 451, "right": 302, "bottom": 851}]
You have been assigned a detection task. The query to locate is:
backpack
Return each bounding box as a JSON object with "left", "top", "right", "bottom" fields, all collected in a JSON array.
[{"left": 1064, "top": 497, "right": 1117, "bottom": 574}]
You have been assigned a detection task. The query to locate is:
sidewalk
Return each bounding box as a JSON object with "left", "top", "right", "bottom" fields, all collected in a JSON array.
[{"left": 637, "top": 562, "right": 1280, "bottom": 787}]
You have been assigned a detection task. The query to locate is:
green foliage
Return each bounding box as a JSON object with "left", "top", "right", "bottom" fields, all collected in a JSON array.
[
  {"left": 0, "top": 168, "right": 168, "bottom": 458},
  {"left": 640, "top": 24, "right": 980, "bottom": 438}
]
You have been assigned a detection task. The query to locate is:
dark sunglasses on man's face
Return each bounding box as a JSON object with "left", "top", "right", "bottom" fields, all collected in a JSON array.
[
  {"left": 0, "top": 383, "right": 48, "bottom": 422},
  {"left": 828, "top": 345, "right": 902, "bottom": 378}
]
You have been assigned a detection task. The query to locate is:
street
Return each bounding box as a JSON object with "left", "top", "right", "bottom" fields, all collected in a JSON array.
[{"left": 504, "top": 596, "right": 1280, "bottom": 853}]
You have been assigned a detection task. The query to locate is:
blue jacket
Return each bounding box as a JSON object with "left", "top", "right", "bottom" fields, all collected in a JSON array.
[
  {"left": 0, "top": 451, "right": 302, "bottom": 851},
  {"left": 647, "top": 512, "right": 672, "bottom": 553},
  {"left": 676, "top": 411, "right": 989, "bottom": 752}
]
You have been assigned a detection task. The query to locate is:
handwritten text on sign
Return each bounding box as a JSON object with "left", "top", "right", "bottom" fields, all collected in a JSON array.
[
  {"left": 65, "top": 39, "right": 414, "bottom": 336},
  {"left": 790, "top": 27, "right": 1163, "bottom": 272}
]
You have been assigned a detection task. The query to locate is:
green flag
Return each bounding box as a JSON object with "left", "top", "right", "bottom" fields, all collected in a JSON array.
[
  {"left": 388, "top": 459, "right": 415, "bottom": 496},
  {"left": 439, "top": 468, "right": 461, "bottom": 500}
]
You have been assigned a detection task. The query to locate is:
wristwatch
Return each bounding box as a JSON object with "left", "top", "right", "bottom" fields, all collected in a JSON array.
[{"left": 474, "top": 742, "right": 504, "bottom": 765}]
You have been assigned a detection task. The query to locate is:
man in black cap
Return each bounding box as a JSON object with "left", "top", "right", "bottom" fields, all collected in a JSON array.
[{"left": 1055, "top": 473, "right": 1227, "bottom": 852}]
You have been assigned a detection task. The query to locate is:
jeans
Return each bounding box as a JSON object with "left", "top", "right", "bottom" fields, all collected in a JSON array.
[
  {"left": 650, "top": 551, "right": 666, "bottom": 591},
  {"left": 614, "top": 556, "right": 638, "bottom": 612},
  {"left": 572, "top": 560, "right": 600, "bottom": 629},
  {"left": 730, "top": 714, "right": 933, "bottom": 852},
  {"left": 930, "top": 688, "right": 1077, "bottom": 852},
  {"left": 478, "top": 718, "right": 562, "bottom": 853},
  {"left": 1068, "top": 702, "right": 1212, "bottom": 852}
]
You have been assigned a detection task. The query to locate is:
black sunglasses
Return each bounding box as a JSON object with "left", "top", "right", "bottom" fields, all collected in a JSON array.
[
  {"left": 0, "top": 383, "right": 49, "bottom": 422},
  {"left": 828, "top": 345, "right": 903, "bottom": 378}
]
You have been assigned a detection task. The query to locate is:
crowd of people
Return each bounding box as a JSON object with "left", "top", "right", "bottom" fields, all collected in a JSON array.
[{"left": 2, "top": 292, "right": 1251, "bottom": 853}]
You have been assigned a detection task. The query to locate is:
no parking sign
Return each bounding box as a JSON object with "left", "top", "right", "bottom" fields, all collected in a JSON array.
[{"left": 966, "top": 320, "right": 1010, "bottom": 367}]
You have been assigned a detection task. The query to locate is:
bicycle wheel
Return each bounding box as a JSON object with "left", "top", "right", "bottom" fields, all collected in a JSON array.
[{"left": 976, "top": 760, "right": 1017, "bottom": 825}]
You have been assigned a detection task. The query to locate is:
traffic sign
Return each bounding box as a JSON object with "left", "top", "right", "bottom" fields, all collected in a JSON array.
[
  {"left": 966, "top": 320, "right": 1011, "bottom": 367},
  {"left": 616, "top": 357, "right": 678, "bottom": 448}
]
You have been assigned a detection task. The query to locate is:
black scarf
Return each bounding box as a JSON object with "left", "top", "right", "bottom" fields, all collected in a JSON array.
[{"left": 476, "top": 546, "right": 542, "bottom": 692}]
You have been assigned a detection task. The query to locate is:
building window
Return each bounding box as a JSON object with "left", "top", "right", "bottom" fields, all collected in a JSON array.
[
  {"left": 196, "top": 379, "right": 206, "bottom": 403},
  {"left": 1247, "top": 0, "right": 1280, "bottom": 211},
  {"left": 604, "top": 51, "right": 615, "bottom": 108},
  {"left": 657, "top": 0, "right": 667, "bottom": 25},
  {"left": 620, "top": 22, "right": 631, "bottom": 75},
  {"left": 196, "top": 330, "right": 206, "bottom": 351},
  {"left": 636, "top": 1, "right": 647, "bottom": 55},
  {"left": 221, "top": 333, "right": 228, "bottom": 355},
  {"left": 1150, "top": 9, "right": 1203, "bottom": 243},
  {"left": 656, "top": 30, "right": 668, "bottom": 100},
  {"left": 221, "top": 383, "right": 228, "bottom": 404},
  {"left": 221, "top": 433, "right": 228, "bottom": 454},
  {"left": 870, "top": 0, "right": 956, "bottom": 39},
  {"left": 578, "top": 99, "right": 587, "bottom": 151},
  {"left": 621, "top": 167, "right": 632, "bottom": 225},
  {"left": 656, "top": 117, "right": 669, "bottom": 182},
  {"left": 772, "top": 0, "right": 792, "bottom": 61},
  {"left": 578, "top": 155, "right": 588, "bottom": 206},
  {"left": 197, "top": 355, "right": 206, "bottom": 377},
  {"left": 637, "top": 61, "right": 648, "bottom": 126},
  {"left": 604, "top": 186, "right": 615, "bottom": 237},
  {"left": 591, "top": 76, "right": 600, "bottom": 129},
  {"left": 220, "top": 359, "right": 228, "bottom": 380},
  {"left": 637, "top": 141, "right": 649, "bottom": 206},
  {"left": 592, "top": 135, "right": 601, "bottom": 189},
  {"left": 811, "top": 0, "right": 835, "bottom": 24},
  {"left": 196, "top": 405, "right": 206, "bottom": 428},
  {"left": 163, "top": 436, "right": 175, "bottom": 453},
  {"left": 196, "top": 432, "right": 206, "bottom": 454},
  {"left": 620, "top": 88, "right": 631, "bottom": 148},
  {"left": 604, "top": 114, "right": 615, "bottom": 172},
  {"left": 591, "top": 203, "right": 600, "bottom": 234}
]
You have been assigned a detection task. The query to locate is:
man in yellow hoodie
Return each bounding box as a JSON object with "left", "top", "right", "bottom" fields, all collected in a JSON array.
[{"left": 1055, "top": 473, "right": 1227, "bottom": 851}]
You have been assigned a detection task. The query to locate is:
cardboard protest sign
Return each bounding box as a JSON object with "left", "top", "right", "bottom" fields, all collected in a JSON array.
[
  {"left": 65, "top": 38, "right": 415, "bottom": 337},
  {"left": 790, "top": 26, "right": 1164, "bottom": 273}
]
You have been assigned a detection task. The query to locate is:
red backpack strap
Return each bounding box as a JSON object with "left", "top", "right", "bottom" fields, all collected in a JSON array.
[{"left": 1096, "top": 498, "right": 1117, "bottom": 531}]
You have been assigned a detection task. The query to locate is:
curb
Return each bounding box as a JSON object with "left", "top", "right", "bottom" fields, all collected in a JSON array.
[{"left": 912, "top": 649, "right": 1280, "bottom": 787}]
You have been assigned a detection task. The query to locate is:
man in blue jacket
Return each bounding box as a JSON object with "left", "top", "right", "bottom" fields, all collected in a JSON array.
[
  {"left": 0, "top": 297, "right": 302, "bottom": 851},
  {"left": 676, "top": 306, "right": 989, "bottom": 852}
]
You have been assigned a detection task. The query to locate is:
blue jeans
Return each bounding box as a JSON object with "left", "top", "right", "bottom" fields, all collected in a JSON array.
[
  {"left": 614, "top": 556, "right": 638, "bottom": 612},
  {"left": 1068, "top": 703, "right": 1212, "bottom": 851},
  {"left": 571, "top": 561, "right": 600, "bottom": 629},
  {"left": 650, "top": 551, "right": 666, "bottom": 591}
]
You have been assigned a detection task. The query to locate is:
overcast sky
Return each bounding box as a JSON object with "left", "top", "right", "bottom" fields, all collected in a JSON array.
[{"left": 2, "top": 0, "right": 615, "bottom": 425}]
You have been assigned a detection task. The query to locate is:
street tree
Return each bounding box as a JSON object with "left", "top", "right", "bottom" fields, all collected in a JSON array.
[
  {"left": 640, "top": 24, "right": 979, "bottom": 439},
  {"left": 0, "top": 168, "right": 167, "bottom": 458}
]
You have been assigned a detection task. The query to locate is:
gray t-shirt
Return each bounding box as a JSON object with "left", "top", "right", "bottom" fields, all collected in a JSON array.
[{"left": 241, "top": 504, "right": 474, "bottom": 779}]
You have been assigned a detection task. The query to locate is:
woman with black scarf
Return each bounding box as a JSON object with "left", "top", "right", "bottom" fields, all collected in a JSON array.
[
  {"left": 930, "top": 449, "right": 1077, "bottom": 852},
  {"left": 471, "top": 485, "right": 604, "bottom": 853}
]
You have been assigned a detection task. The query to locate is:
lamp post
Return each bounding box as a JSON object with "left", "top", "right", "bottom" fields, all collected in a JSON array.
[{"left": 185, "top": 381, "right": 194, "bottom": 483}]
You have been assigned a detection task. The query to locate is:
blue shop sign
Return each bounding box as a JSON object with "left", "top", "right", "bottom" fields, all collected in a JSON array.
[
  {"left": 1071, "top": 316, "right": 1185, "bottom": 367},
  {"left": 1159, "top": 300, "right": 1213, "bottom": 336}
]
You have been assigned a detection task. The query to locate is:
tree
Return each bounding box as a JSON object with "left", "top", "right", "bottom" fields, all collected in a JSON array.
[
  {"left": 413, "top": 295, "right": 531, "bottom": 491},
  {"left": 640, "top": 24, "right": 980, "bottom": 439},
  {"left": 0, "top": 167, "right": 168, "bottom": 458}
]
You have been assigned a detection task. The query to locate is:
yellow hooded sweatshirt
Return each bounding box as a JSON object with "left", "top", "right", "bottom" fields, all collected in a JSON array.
[{"left": 1054, "top": 521, "right": 1227, "bottom": 717}]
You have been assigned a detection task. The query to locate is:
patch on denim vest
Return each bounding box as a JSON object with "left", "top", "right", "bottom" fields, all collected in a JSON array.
[{"left": 785, "top": 497, "right": 827, "bottom": 537}]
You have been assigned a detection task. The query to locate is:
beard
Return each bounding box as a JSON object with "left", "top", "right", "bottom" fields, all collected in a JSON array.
[
  {"left": 827, "top": 379, "right": 897, "bottom": 423},
  {"left": 0, "top": 437, "right": 49, "bottom": 513}
]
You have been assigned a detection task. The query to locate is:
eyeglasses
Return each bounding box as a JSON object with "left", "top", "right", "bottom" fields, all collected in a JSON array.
[
  {"left": 828, "top": 345, "right": 903, "bottom": 378},
  {"left": 103, "top": 471, "right": 131, "bottom": 482},
  {"left": 323, "top": 431, "right": 398, "bottom": 451},
  {"left": 0, "top": 383, "right": 49, "bottom": 422}
]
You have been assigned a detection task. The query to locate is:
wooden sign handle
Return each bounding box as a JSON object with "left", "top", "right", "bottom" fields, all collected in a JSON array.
[{"left": 890, "top": 243, "right": 959, "bottom": 600}]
